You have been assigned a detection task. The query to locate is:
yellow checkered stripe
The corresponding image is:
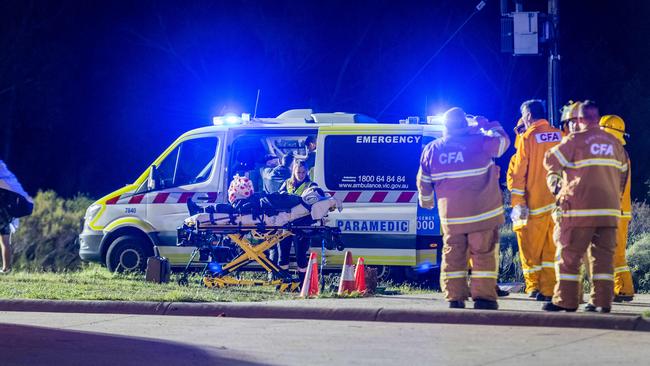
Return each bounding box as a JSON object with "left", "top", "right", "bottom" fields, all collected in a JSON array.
[
  {"left": 441, "top": 206, "right": 504, "bottom": 225},
  {"left": 419, "top": 193, "right": 434, "bottom": 202},
  {"left": 523, "top": 266, "right": 542, "bottom": 274},
  {"left": 510, "top": 188, "right": 525, "bottom": 196},
  {"left": 428, "top": 162, "right": 494, "bottom": 181},
  {"left": 530, "top": 203, "right": 556, "bottom": 216},
  {"left": 592, "top": 273, "right": 614, "bottom": 281},
  {"left": 541, "top": 261, "right": 555, "bottom": 268},
  {"left": 614, "top": 266, "right": 630, "bottom": 273},
  {"left": 470, "top": 271, "right": 498, "bottom": 279},
  {"left": 557, "top": 273, "right": 580, "bottom": 282},
  {"left": 552, "top": 149, "right": 627, "bottom": 172},
  {"left": 441, "top": 271, "right": 468, "bottom": 280},
  {"left": 562, "top": 209, "right": 621, "bottom": 218}
]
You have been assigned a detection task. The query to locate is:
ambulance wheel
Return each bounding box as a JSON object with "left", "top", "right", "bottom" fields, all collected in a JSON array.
[
  {"left": 371, "top": 265, "right": 405, "bottom": 284},
  {"left": 106, "top": 235, "right": 152, "bottom": 273}
]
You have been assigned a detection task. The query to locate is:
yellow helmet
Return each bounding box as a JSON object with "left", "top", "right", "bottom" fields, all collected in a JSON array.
[
  {"left": 599, "top": 115, "right": 626, "bottom": 145},
  {"left": 559, "top": 101, "right": 581, "bottom": 133}
]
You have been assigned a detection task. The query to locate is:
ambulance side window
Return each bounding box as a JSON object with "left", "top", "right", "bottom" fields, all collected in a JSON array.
[
  {"left": 155, "top": 137, "right": 218, "bottom": 189},
  {"left": 323, "top": 134, "right": 421, "bottom": 191}
]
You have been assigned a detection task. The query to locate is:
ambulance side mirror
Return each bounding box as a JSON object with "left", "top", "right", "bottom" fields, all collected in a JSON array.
[{"left": 147, "top": 165, "right": 158, "bottom": 191}]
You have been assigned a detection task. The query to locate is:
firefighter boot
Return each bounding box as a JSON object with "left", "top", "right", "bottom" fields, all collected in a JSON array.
[
  {"left": 542, "top": 302, "right": 577, "bottom": 312},
  {"left": 449, "top": 301, "right": 466, "bottom": 309},
  {"left": 474, "top": 299, "right": 498, "bottom": 310},
  {"left": 584, "top": 303, "right": 611, "bottom": 313}
]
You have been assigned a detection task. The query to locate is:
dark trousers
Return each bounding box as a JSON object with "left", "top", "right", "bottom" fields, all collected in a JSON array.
[{"left": 278, "top": 235, "right": 310, "bottom": 271}]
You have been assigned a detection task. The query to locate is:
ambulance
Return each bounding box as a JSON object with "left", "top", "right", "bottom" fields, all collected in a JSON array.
[{"left": 78, "top": 109, "right": 444, "bottom": 281}]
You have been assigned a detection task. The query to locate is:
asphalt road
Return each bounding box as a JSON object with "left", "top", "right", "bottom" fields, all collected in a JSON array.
[{"left": 1, "top": 311, "right": 649, "bottom": 366}]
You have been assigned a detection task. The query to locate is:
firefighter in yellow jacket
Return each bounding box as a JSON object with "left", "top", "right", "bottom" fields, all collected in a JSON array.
[
  {"left": 600, "top": 115, "right": 634, "bottom": 302},
  {"left": 417, "top": 107, "right": 510, "bottom": 310},
  {"left": 507, "top": 100, "right": 562, "bottom": 301},
  {"left": 543, "top": 101, "right": 628, "bottom": 312}
]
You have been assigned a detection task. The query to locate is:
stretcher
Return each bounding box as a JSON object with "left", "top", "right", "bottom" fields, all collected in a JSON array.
[{"left": 176, "top": 197, "right": 343, "bottom": 291}]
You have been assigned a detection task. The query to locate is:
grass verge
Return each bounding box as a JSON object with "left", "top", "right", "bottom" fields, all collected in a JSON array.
[
  {"left": 0, "top": 265, "right": 438, "bottom": 302},
  {"left": 0, "top": 264, "right": 294, "bottom": 302}
]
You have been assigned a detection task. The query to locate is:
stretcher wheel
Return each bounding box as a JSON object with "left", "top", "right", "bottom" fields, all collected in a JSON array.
[{"left": 177, "top": 277, "right": 189, "bottom": 286}]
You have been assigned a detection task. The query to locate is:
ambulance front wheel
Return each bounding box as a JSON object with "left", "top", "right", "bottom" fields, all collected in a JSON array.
[{"left": 106, "top": 235, "right": 152, "bottom": 273}]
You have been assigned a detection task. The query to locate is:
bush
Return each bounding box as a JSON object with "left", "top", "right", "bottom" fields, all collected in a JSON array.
[
  {"left": 627, "top": 233, "right": 650, "bottom": 293},
  {"left": 629, "top": 200, "right": 650, "bottom": 245},
  {"left": 10, "top": 190, "right": 93, "bottom": 272},
  {"left": 498, "top": 226, "right": 523, "bottom": 283}
]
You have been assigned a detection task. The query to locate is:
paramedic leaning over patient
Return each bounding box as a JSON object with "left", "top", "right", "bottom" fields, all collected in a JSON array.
[{"left": 278, "top": 160, "right": 317, "bottom": 284}]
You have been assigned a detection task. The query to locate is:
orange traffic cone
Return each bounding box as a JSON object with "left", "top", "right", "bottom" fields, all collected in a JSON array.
[
  {"left": 338, "top": 251, "right": 356, "bottom": 295},
  {"left": 300, "top": 252, "right": 320, "bottom": 298},
  {"left": 354, "top": 257, "right": 367, "bottom": 294}
]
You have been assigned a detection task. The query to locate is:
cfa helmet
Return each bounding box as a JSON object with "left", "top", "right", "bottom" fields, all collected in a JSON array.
[
  {"left": 599, "top": 115, "right": 627, "bottom": 145},
  {"left": 559, "top": 101, "right": 581, "bottom": 133}
]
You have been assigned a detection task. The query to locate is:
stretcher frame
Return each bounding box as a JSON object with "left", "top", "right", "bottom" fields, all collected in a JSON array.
[{"left": 177, "top": 221, "right": 343, "bottom": 292}]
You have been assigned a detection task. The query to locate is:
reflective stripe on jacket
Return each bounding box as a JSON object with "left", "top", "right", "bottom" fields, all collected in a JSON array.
[
  {"left": 417, "top": 122, "right": 510, "bottom": 235},
  {"left": 543, "top": 126, "right": 628, "bottom": 227},
  {"left": 506, "top": 119, "right": 562, "bottom": 216}
]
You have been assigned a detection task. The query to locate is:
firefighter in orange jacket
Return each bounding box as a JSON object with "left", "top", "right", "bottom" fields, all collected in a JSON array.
[
  {"left": 543, "top": 101, "right": 628, "bottom": 312},
  {"left": 417, "top": 107, "right": 510, "bottom": 310},
  {"left": 507, "top": 100, "right": 562, "bottom": 301},
  {"left": 600, "top": 115, "right": 634, "bottom": 302}
]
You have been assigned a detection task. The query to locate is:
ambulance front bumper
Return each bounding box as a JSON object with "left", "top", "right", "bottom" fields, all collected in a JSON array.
[{"left": 78, "top": 233, "right": 103, "bottom": 262}]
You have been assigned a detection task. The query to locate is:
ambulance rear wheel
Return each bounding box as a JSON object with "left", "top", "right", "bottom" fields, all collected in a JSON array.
[
  {"left": 106, "top": 235, "right": 152, "bottom": 273},
  {"left": 371, "top": 265, "right": 405, "bottom": 284}
]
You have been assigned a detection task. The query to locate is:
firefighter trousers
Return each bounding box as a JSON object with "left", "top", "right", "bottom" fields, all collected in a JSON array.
[
  {"left": 614, "top": 219, "right": 634, "bottom": 297},
  {"left": 553, "top": 225, "right": 616, "bottom": 310},
  {"left": 514, "top": 214, "right": 556, "bottom": 296},
  {"left": 441, "top": 228, "right": 499, "bottom": 302}
]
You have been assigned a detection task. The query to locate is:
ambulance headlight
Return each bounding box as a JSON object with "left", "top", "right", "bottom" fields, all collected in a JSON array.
[{"left": 84, "top": 204, "right": 102, "bottom": 226}]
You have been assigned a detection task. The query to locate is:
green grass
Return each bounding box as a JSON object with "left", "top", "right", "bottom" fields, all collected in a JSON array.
[
  {"left": 0, "top": 264, "right": 438, "bottom": 302},
  {"left": 0, "top": 264, "right": 295, "bottom": 302}
]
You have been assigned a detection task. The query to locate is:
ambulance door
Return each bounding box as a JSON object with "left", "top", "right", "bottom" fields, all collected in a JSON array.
[
  {"left": 145, "top": 131, "right": 225, "bottom": 264},
  {"left": 314, "top": 125, "right": 423, "bottom": 267},
  {"left": 415, "top": 130, "right": 444, "bottom": 271}
]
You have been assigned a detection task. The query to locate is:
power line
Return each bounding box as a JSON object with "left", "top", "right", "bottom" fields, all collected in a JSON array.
[{"left": 377, "top": 1, "right": 487, "bottom": 119}]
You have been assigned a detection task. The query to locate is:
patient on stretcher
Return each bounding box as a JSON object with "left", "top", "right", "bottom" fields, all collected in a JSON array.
[{"left": 184, "top": 174, "right": 342, "bottom": 229}]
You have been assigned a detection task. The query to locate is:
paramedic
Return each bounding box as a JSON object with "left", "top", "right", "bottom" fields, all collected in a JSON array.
[
  {"left": 0, "top": 160, "right": 33, "bottom": 273},
  {"left": 278, "top": 160, "right": 317, "bottom": 283}
]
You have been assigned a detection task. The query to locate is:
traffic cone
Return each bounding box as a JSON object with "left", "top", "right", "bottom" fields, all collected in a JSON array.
[
  {"left": 354, "top": 257, "right": 367, "bottom": 294},
  {"left": 338, "top": 251, "right": 356, "bottom": 295},
  {"left": 300, "top": 252, "right": 320, "bottom": 298}
]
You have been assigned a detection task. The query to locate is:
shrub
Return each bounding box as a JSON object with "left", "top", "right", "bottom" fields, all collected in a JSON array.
[
  {"left": 629, "top": 200, "right": 650, "bottom": 245},
  {"left": 498, "top": 226, "right": 523, "bottom": 283},
  {"left": 627, "top": 233, "right": 650, "bottom": 293},
  {"left": 10, "top": 190, "right": 93, "bottom": 272}
]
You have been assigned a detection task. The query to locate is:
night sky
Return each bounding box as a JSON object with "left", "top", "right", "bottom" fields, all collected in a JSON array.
[{"left": 1, "top": 0, "right": 649, "bottom": 200}]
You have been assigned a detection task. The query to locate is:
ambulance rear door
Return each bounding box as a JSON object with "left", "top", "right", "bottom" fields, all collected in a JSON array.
[{"left": 314, "top": 124, "right": 423, "bottom": 267}]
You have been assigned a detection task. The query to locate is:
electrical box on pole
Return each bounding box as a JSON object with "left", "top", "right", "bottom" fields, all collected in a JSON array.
[{"left": 500, "top": 0, "right": 560, "bottom": 126}]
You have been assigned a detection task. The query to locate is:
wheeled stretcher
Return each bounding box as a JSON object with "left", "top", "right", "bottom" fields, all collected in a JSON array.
[{"left": 176, "top": 197, "right": 343, "bottom": 291}]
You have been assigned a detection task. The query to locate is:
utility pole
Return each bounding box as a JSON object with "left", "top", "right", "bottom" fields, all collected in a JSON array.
[
  {"left": 547, "top": 0, "right": 560, "bottom": 126},
  {"left": 501, "top": 0, "right": 561, "bottom": 126}
]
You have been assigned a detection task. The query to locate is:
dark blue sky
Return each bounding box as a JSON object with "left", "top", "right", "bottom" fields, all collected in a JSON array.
[{"left": 2, "top": 0, "right": 649, "bottom": 199}]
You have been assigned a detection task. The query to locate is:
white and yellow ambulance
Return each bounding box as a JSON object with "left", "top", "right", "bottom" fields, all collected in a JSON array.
[{"left": 79, "top": 110, "right": 444, "bottom": 280}]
